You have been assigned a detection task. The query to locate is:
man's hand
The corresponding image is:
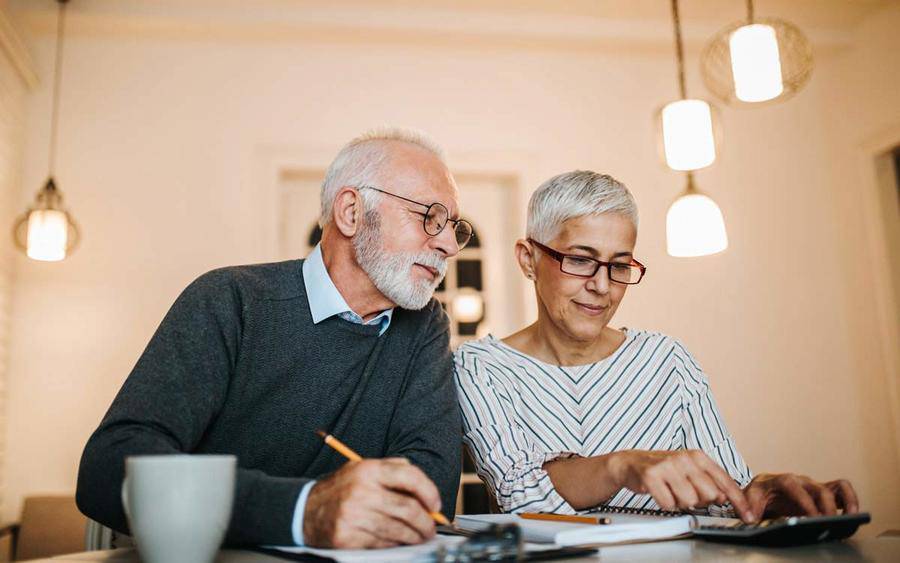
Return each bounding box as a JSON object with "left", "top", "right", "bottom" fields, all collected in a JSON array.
[
  {"left": 610, "top": 449, "right": 755, "bottom": 522},
  {"left": 302, "top": 458, "right": 442, "bottom": 548},
  {"left": 744, "top": 473, "right": 859, "bottom": 521}
]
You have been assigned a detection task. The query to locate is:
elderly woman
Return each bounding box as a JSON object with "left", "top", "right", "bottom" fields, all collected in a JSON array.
[{"left": 454, "top": 171, "right": 859, "bottom": 523}]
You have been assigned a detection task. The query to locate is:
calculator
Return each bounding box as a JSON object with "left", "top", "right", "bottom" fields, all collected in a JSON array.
[{"left": 693, "top": 512, "right": 870, "bottom": 546}]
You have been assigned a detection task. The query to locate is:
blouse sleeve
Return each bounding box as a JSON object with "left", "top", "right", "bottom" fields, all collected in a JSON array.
[
  {"left": 672, "top": 340, "right": 753, "bottom": 516},
  {"left": 454, "top": 345, "right": 579, "bottom": 514}
]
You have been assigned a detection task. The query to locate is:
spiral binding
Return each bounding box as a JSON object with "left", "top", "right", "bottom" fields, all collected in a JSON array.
[{"left": 593, "top": 505, "right": 686, "bottom": 518}]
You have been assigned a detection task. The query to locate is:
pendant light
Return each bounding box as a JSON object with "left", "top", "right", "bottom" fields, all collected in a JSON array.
[
  {"left": 13, "top": 0, "right": 80, "bottom": 262},
  {"left": 658, "top": 0, "right": 718, "bottom": 171},
  {"left": 666, "top": 172, "right": 728, "bottom": 257},
  {"left": 701, "top": 0, "right": 813, "bottom": 105}
]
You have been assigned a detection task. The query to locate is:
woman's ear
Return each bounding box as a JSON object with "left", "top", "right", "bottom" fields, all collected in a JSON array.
[
  {"left": 332, "top": 187, "right": 362, "bottom": 237},
  {"left": 514, "top": 239, "right": 537, "bottom": 280}
]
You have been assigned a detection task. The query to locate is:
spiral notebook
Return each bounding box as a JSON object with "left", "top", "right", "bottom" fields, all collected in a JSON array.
[
  {"left": 456, "top": 506, "right": 871, "bottom": 548},
  {"left": 455, "top": 506, "right": 698, "bottom": 547}
]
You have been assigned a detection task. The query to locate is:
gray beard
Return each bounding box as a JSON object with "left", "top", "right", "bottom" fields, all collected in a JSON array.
[{"left": 353, "top": 209, "right": 447, "bottom": 310}]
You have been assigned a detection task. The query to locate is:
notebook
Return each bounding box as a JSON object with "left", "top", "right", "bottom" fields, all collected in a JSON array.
[
  {"left": 455, "top": 512, "right": 694, "bottom": 546},
  {"left": 456, "top": 507, "right": 871, "bottom": 548}
]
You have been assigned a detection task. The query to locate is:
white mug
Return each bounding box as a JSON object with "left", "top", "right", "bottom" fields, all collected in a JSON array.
[{"left": 122, "top": 454, "right": 236, "bottom": 563}]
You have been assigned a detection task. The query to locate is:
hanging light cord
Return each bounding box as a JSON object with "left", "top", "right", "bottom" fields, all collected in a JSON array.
[
  {"left": 48, "top": 0, "right": 68, "bottom": 178},
  {"left": 670, "top": 0, "right": 687, "bottom": 99},
  {"left": 746, "top": 0, "right": 755, "bottom": 23}
]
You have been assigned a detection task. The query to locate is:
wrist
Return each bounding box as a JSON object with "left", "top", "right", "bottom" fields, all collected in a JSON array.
[
  {"left": 302, "top": 482, "right": 327, "bottom": 547},
  {"left": 597, "top": 451, "right": 631, "bottom": 496},
  {"left": 592, "top": 451, "right": 630, "bottom": 504}
]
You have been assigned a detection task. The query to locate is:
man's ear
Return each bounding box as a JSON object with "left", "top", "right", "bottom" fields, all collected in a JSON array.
[
  {"left": 332, "top": 187, "right": 362, "bottom": 237},
  {"left": 514, "top": 239, "right": 537, "bottom": 280}
]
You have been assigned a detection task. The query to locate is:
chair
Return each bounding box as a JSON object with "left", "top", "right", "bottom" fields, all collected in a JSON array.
[
  {"left": 0, "top": 495, "right": 86, "bottom": 561},
  {"left": 83, "top": 519, "right": 133, "bottom": 550}
]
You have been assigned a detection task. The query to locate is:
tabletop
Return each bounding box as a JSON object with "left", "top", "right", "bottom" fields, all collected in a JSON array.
[{"left": 32, "top": 535, "right": 900, "bottom": 562}]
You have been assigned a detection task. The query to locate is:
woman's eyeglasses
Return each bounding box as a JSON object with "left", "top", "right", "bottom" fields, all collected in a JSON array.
[{"left": 528, "top": 239, "right": 646, "bottom": 285}]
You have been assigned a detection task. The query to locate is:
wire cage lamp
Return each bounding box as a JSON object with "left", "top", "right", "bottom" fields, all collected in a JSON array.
[
  {"left": 700, "top": 0, "right": 813, "bottom": 105},
  {"left": 13, "top": 0, "right": 80, "bottom": 262}
]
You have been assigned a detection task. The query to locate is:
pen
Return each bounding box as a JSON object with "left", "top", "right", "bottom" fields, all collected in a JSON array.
[
  {"left": 315, "top": 430, "right": 451, "bottom": 527},
  {"left": 520, "top": 513, "right": 611, "bottom": 525}
]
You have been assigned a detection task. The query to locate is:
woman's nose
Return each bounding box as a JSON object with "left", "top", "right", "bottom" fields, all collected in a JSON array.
[{"left": 587, "top": 266, "right": 610, "bottom": 294}]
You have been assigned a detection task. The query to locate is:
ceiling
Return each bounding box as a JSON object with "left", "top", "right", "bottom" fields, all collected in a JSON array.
[{"left": 5, "top": 0, "right": 893, "bottom": 50}]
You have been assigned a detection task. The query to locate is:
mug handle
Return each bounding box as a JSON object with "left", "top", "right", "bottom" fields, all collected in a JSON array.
[{"left": 121, "top": 476, "right": 131, "bottom": 518}]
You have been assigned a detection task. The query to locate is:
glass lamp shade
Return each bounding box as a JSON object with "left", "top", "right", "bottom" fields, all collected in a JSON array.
[
  {"left": 26, "top": 209, "right": 69, "bottom": 261},
  {"left": 666, "top": 191, "right": 728, "bottom": 258},
  {"left": 451, "top": 290, "right": 485, "bottom": 323},
  {"left": 729, "top": 24, "right": 784, "bottom": 102},
  {"left": 660, "top": 99, "right": 717, "bottom": 171},
  {"left": 13, "top": 178, "right": 80, "bottom": 262}
]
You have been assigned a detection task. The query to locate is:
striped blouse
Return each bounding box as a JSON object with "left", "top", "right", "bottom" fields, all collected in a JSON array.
[{"left": 453, "top": 329, "right": 752, "bottom": 515}]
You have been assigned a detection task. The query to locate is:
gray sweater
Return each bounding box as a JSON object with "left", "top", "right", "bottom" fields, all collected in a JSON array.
[{"left": 75, "top": 260, "right": 462, "bottom": 546}]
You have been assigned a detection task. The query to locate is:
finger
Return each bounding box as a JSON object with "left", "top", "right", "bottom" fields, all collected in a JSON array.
[
  {"left": 643, "top": 475, "right": 676, "bottom": 512},
  {"left": 362, "top": 511, "right": 426, "bottom": 546},
  {"left": 697, "top": 459, "right": 753, "bottom": 522},
  {"left": 828, "top": 480, "right": 859, "bottom": 514},
  {"left": 685, "top": 470, "right": 725, "bottom": 507},
  {"left": 780, "top": 477, "right": 820, "bottom": 516},
  {"left": 373, "top": 490, "right": 436, "bottom": 541},
  {"left": 332, "top": 525, "right": 386, "bottom": 550},
  {"left": 376, "top": 462, "right": 442, "bottom": 513},
  {"left": 807, "top": 483, "right": 838, "bottom": 516},
  {"left": 665, "top": 472, "right": 700, "bottom": 510},
  {"left": 744, "top": 483, "right": 768, "bottom": 523}
]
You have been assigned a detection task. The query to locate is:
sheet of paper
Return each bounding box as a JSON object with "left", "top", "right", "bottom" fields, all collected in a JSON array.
[{"left": 268, "top": 535, "right": 466, "bottom": 562}]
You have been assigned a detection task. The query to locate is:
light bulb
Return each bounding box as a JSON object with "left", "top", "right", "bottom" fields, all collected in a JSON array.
[
  {"left": 729, "top": 24, "right": 784, "bottom": 102},
  {"left": 666, "top": 193, "right": 728, "bottom": 257},
  {"left": 26, "top": 209, "right": 68, "bottom": 262},
  {"left": 661, "top": 99, "right": 716, "bottom": 171},
  {"left": 451, "top": 291, "right": 484, "bottom": 323}
]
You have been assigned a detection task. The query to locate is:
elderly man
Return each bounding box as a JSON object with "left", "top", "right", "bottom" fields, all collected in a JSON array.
[{"left": 76, "top": 128, "right": 471, "bottom": 548}]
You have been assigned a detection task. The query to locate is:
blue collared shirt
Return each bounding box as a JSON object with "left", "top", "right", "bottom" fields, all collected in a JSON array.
[{"left": 291, "top": 244, "right": 394, "bottom": 545}]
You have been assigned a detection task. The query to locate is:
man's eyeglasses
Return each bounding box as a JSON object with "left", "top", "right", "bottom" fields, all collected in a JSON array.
[
  {"left": 528, "top": 239, "right": 646, "bottom": 285},
  {"left": 359, "top": 186, "right": 474, "bottom": 249}
]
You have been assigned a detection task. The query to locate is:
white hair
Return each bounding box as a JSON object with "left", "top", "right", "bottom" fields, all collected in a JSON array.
[
  {"left": 526, "top": 170, "right": 638, "bottom": 242},
  {"left": 319, "top": 127, "right": 446, "bottom": 226}
]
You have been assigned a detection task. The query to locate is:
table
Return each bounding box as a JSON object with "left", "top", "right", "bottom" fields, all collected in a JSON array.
[{"left": 30, "top": 536, "right": 900, "bottom": 562}]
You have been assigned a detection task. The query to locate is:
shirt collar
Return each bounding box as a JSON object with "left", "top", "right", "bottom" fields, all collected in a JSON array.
[{"left": 302, "top": 244, "right": 393, "bottom": 335}]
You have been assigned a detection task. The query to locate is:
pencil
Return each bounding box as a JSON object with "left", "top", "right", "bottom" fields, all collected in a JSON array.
[
  {"left": 315, "top": 430, "right": 451, "bottom": 527},
  {"left": 519, "top": 513, "right": 611, "bottom": 525}
]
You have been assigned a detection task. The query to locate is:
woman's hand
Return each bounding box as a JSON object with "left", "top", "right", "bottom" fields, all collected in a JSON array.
[
  {"left": 609, "top": 449, "right": 755, "bottom": 522},
  {"left": 743, "top": 473, "right": 859, "bottom": 521}
]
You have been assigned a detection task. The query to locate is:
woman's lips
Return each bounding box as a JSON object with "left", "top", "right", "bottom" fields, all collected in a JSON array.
[{"left": 573, "top": 300, "right": 608, "bottom": 315}]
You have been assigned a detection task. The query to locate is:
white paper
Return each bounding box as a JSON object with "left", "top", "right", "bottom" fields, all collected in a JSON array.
[{"left": 267, "top": 535, "right": 466, "bottom": 562}]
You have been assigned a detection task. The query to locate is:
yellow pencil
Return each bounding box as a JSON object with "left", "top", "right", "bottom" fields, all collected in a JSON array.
[
  {"left": 315, "top": 430, "right": 451, "bottom": 527},
  {"left": 520, "top": 513, "right": 611, "bottom": 525}
]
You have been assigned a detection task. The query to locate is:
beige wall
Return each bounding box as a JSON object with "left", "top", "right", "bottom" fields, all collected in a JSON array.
[
  {"left": 3, "top": 0, "right": 898, "bottom": 532},
  {"left": 0, "top": 5, "right": 34, "bottom": 518}
]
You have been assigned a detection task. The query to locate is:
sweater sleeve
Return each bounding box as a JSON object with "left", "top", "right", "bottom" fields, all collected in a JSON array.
[
  {"left": 454, "top": 345, "right": 578, "bottom": 514},
  {"left": 385, "top": 301, "right": 462, "bottom": 520},
  {"left": 673, "top": 339, "right": 753, "bottom": 516},
  {"left": 75, "top": 270, "right": 310, "bottom": 546}
]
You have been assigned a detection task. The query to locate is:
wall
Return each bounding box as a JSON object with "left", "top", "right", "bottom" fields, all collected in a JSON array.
[
  {"left": 0, "top": 5, "right": 34, "bottom": 518},
  {"left": 3, "top": 0, "right": 898, "bottom": 532}
]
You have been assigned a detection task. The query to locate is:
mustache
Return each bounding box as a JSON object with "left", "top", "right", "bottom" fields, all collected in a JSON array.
[{"left": 411, "top": 251, "right": 447, "bottom": 278}]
